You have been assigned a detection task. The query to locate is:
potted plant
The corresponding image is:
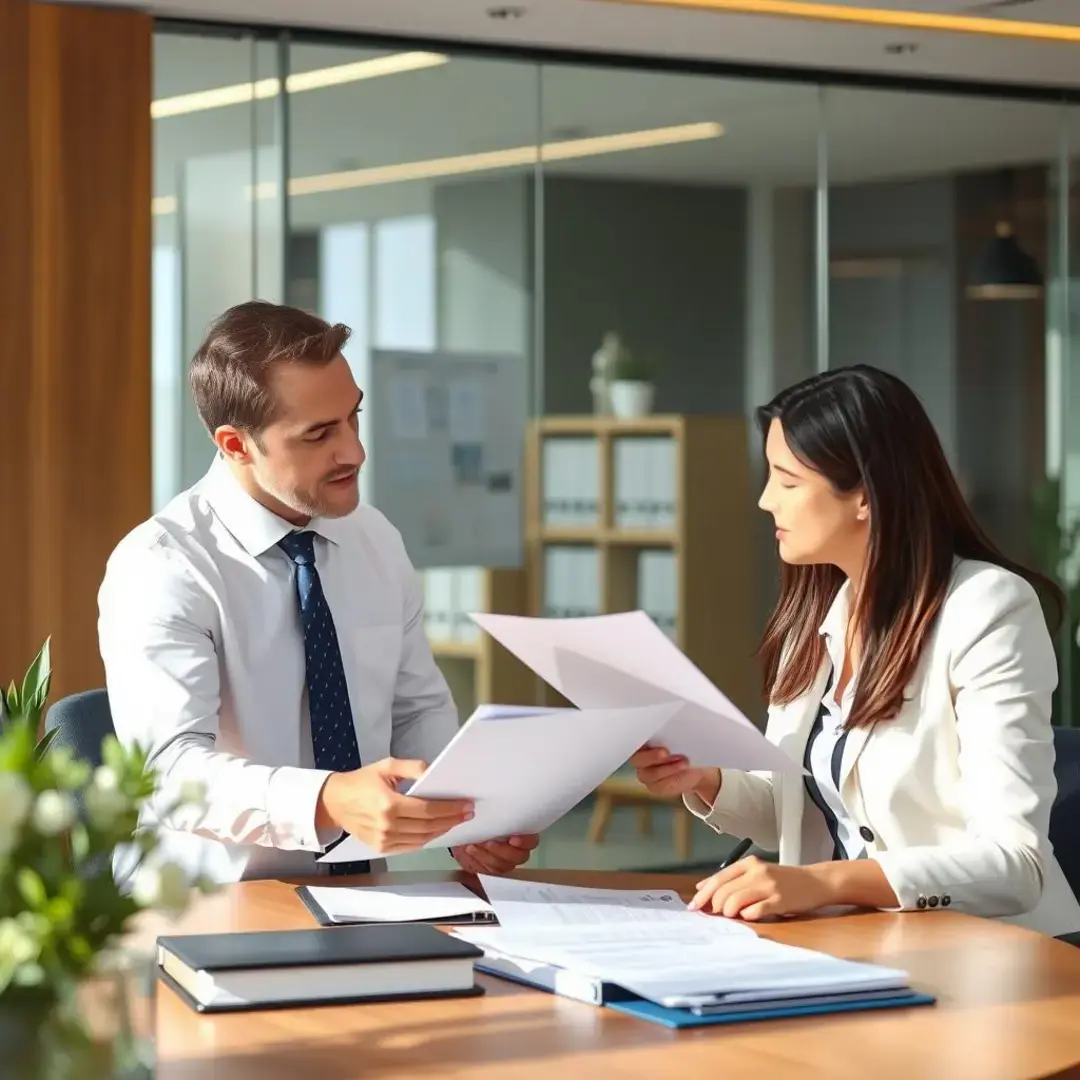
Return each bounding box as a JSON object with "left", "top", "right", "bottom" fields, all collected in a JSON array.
[
  {"left": 0, "top": 640, "right": 208, "bottom": 1078},
  {"left": 608, "top": 344, "right": 655, "bottom": 419}
]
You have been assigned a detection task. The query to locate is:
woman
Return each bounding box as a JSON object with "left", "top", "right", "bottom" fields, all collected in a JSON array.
[{"left": 632, "top": 364, "right": 1080, "bottom": 937}]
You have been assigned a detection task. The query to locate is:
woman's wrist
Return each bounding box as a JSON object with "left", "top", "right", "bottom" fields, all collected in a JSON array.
[
  {"left": 691, "top": 767, "right": 722, "bottom": 807},
  {"left": 805, "top": 860, "right": 899, "bottom": 910}
]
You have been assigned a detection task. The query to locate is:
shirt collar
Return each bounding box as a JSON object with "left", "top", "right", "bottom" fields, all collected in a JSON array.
[
  {"left": 818, "top": 579, "right": 851, "bottom": 643},
  {"left": 201, "top": 455, "right": 348, "bottom": 558}
]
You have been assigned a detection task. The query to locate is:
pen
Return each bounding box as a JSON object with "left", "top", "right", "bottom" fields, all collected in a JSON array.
[{"left": 717, "top": 836, "right": 753, "bottom": 870}]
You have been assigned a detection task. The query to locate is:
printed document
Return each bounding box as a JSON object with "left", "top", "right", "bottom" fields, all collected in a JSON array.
[
  {"left": 471, "top": 610, "right": 797, "bottom": 771},
  {"left": 319, "top": 700, "right": 682, "bottom": 863},
  {"left": 457, "top": 877, "right": 908, "bottom": 1008}
]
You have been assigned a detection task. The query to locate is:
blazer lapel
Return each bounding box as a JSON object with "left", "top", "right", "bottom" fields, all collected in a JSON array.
[
  {"left": 837, "top": 721, "right": 873, "bottom": 794},
  {"left": 772, "top": 659, "right": 833, "bottom": 859}
]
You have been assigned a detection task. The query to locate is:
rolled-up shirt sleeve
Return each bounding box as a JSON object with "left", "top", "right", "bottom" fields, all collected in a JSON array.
[{"left": 98, "top": 539, "right": 330, "bottom": 852}]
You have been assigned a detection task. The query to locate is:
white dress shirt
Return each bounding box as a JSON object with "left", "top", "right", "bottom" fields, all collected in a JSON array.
[{"left": 98, "top": 456, "right": 458, "bottom": 885}]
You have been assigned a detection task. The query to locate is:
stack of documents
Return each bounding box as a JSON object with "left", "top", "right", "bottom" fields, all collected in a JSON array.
[
  {"left": 454, "top": 877, "right": 934, "bottom": 1028},
  {"left": 320, "top": 613, "right": 798, "bottom": 866},
  {"left": 297, "top": 882, "right": 497, "bottom": 927}
]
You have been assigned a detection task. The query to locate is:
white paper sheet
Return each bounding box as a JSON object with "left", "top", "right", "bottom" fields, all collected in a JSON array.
[
  {"left": 318, "top": 701, "right": 682, "bottom": 863},
  {"left": 305, "top": 881, "right": 494, "bottom": 923},
  {"left": 471, "top": 611, "right": 798, "bottom": 772},
  {"left": 455, "top": 911, "right": 911, "bottom": 1010},
  {"left": 476, "top": 875, "right": 754, "bottom": 934}
]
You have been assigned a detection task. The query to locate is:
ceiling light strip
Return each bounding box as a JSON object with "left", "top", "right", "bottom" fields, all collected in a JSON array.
[
  {"left": 151, "top": 51, "right": 448, "bottom": 119},
  {"left": 291, "top": 121, "right": 724, "bottom": 196},
  {"left": 590, "top": 0, "right": 1080, "bottom": 44}
]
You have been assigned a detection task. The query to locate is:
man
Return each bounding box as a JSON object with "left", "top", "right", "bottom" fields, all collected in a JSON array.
[{"left": 99, "top": 300, "right": 538, "bottom": 884}]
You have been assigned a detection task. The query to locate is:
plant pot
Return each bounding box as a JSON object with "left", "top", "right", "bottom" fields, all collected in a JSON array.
[{"left": 610, "top": 380, "right": 654, "bottom": 418}]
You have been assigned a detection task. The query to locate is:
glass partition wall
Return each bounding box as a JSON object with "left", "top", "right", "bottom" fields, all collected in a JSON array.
[{"left": 152, "top": 23, "right": 1078, "bottom": 871}]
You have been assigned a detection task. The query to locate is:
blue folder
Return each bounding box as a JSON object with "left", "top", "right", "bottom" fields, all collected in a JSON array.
[
  {"left": 606, "top": 990, "right": 937, "bottom": 1029},
  {"left": 475, "top": 958, "right": 936, "bottom": 1028}
]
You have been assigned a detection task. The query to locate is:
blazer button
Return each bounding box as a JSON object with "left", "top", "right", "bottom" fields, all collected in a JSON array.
[
  {"left": 941, "top": 895, "right": 951, "bottom": 907},
  {"left": 917, "top": 896, "right": 928, "bottom": 909},
  {"left": 928, "top": 896, "right": 939, "bottom": 908},
  {"left": 859, "top": 825, "right": 875, "bottom": 842}
]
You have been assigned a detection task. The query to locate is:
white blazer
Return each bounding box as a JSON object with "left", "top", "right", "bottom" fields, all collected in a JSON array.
[{"left": 687, "top": 558, "right": 1080, "bottom": 938}]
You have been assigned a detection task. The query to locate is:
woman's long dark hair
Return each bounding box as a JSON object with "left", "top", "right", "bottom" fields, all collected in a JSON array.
[{"left": 756, "top": 364, "right": 1062, "bottom": 730}]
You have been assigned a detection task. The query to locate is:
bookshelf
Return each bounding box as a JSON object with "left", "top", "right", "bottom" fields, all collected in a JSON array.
[
  {"left": 526, "top": 414, "right": 760, "bottom": 858},
  {"left": 526, "top": 413, "right": 758, "bottom": 717}
]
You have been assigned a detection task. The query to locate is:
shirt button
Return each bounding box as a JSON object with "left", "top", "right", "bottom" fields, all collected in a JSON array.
[
  {"left": 859, "top": 825, "right": 875, "bottom": 842},
  {"left": 917, "top": 896, "right": 928, "bottom": 909},
  {"left": 928, "top": 896, "right": 939, "bottom": 908}
]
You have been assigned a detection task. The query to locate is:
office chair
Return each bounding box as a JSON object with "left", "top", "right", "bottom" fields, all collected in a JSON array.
[
  {"left": 41, "top": 689, "right": 116, "bottom": 879},
  {"left": 1051, "top": 725, "right": 1080, "bottom": 946},
  {"left": 43, "top": 688, "right": 115, "bottom": 768}
]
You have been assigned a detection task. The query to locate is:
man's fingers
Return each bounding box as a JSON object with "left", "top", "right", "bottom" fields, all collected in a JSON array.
[
  {"left": 458, "top": 845, "right": 506, "bottom": 875},
  {"left": 382, "top": 757, "right": 429, "bottom": 781},
  {"left": 508, "top": 834, "right": 539, "bottom": 850},
  {"left": 393, "top": 794, "right": 474, "bottom": 822},
  {"left": 471, "top": 839, "right": 521, "bottom": 865}
]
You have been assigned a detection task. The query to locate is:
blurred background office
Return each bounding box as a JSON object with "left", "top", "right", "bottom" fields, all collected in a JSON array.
[{"left": 4, "top": 0, "right": 1080, "bottom": 874}]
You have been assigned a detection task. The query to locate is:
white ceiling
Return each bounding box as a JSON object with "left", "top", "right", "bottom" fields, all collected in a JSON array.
[
  {"left": 149, "top": 27, "right": 1079, "bottom": 232},
  {"left": 56, "top": 0, "right": 1080, "bottom": 90}
]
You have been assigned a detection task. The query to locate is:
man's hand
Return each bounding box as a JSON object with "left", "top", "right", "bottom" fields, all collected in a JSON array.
[
  {"left": 316, "top": 758, "right": 473, "bottom": 855},
  {"left": 451, "top": 834, "right": 539, "bottom": 876},
  {"left": 688, "top": 857, "right": 834, "bottom": 921},
  {"left": 630, "top": 744, "right": 720, "bottom": 803}
]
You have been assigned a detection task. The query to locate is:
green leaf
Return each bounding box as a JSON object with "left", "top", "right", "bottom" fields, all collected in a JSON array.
[
  {"left": 34, "top": 727, "right": 60, "bottom": 760},
  {"left": 20, "top": 637, "right": 51, "bottom": 720},
  {"left": 4, "top": 680, "right": 18, "bottom": 715},
  {"left": 16, "top": 868, "right": 48, "bottom": 911}
]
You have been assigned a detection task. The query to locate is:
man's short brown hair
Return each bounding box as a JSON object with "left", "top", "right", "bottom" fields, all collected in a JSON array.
[{"left": 189, "top": 300, "right": 352, "bottom": 436}]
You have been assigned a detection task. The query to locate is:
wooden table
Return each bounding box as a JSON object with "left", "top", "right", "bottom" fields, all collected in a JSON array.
[{"left": 142, "top": 869, "right": 1080, "bottom": 1079}]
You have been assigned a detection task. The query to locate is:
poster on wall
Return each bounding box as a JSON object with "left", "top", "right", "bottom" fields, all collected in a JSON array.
[{"left": 366, "top": 349, "right": 527, "bottom": 569}]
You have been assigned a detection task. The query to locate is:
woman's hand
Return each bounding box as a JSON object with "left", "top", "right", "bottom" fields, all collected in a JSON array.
[
  {"left": 688, "top": 857, "right": 834, "bottom": 920},
  {"left": 629, "top": 745, "right": 720, "bottom": 802}
]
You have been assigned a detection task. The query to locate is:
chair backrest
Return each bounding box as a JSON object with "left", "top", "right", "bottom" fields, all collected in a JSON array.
[
  {"left": 1051, "top": 726, "right": 1080, "bottom": 905},
  {"left": 43, "top": 688, "right": 115, "bottom": 769}
]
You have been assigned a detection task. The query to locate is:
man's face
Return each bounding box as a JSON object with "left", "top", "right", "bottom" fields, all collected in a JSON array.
[{"left": 230, "top": 355, "right": 366, "bottom": 523}]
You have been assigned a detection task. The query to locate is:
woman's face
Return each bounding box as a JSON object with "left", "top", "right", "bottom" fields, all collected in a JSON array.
[{"left": 758, "top": 419, "right": 869, "bottom": 569}]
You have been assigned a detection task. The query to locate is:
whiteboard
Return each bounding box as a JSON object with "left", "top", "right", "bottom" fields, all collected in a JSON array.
[{"left": 366, "top": 349, "right": 526, "bottom": 569}]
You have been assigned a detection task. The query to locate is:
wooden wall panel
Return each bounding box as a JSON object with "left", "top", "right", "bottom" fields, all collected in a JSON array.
[
  {"left": 0, "top": 1, "right": 151, "bottom": 700},
  {"left": 0, "top": 0, "right": 34, "bottom": 701}
]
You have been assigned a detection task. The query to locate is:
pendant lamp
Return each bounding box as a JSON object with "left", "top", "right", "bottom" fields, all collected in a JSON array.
[{"left": 966, "top": 170, "right": 1043, "bottom": 301}]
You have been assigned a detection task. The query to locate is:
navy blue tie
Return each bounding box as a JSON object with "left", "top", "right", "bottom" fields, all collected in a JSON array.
[{"left": 279, "top": 530, "right": 370, "bottom": 875}]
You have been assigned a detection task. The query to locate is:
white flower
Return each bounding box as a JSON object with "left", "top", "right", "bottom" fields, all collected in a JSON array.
[
  {"left": 85, "top": 778, "right": 129, "bottom": 829},
  {"left": 0, "top": 774, "right": 32, "bottom": 831},
  {"left": 132, "top": 860, "right": 191, "bottom": 914},
  {"left": 178, "top": 780, "right": 207, "bottom": 807},
  {"left": 30, "top": 790, "right": 77, "bottom": 836},
  {"left": 0, "top": 917, "right": 39, "bottom": 966},
  {"left": 93, "top": 765, "right": 120, "bottom": 791}
]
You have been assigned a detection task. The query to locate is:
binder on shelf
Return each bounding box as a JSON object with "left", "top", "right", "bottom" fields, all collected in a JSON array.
[{"left": 542, "top": 437, "right": 599, "bottom": 526}]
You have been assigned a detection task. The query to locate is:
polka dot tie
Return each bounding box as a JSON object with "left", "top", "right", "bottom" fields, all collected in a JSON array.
[{"left": 279, "top": 530, "right": 370, "bottom": 875}]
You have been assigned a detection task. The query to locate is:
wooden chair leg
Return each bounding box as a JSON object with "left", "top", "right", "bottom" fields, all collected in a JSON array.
[
  {"left": 587, "top": 794, "right": 614, "bottom": 844},
  {"left": 636, "top": 805, "right": 653, "bottom": 836},
  {"left": 674, "top": 806, "right": 693, "bottom": 860}
]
